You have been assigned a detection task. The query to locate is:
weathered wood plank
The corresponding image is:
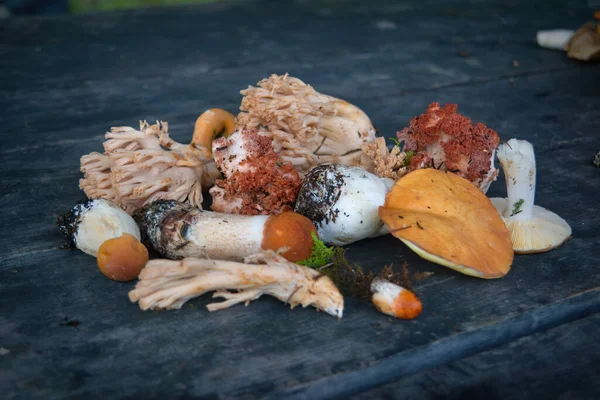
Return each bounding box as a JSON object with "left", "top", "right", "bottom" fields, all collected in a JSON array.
[
  {"left": 352, "top": 312, "right": 600, "bottom": 400},
  {"left": 1, "top": 1, "right": 599, "bottom": 399},
  {"left": 0, "top": 0, "right": 589, "bottom": 145}
]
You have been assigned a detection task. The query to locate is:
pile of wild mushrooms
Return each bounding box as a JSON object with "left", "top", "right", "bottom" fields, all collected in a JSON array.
[{"left": 58, "top": 73, "right": 572, "bottom": 321}]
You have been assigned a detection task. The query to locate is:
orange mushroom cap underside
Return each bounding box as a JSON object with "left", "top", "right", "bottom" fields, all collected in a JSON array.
[{"left": 379, "top": 169, "right": 513, "bottom": 279}]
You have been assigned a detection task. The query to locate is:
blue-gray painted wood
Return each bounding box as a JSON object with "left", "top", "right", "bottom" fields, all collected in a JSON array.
[{"left": 1, "top": 1, "right": 599, "bottom": 399}]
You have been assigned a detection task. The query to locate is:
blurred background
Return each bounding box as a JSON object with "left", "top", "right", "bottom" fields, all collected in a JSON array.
[{"left": 0, "top": 0, "right": 224, "bottom": 16}]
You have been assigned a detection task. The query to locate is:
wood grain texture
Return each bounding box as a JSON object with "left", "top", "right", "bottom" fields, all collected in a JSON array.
[
  {"left": 1, "top": 0, "right": 599, "bottom": 399},
  {"left": 352, "top": 313, "right": 600, "bottom": 400}
]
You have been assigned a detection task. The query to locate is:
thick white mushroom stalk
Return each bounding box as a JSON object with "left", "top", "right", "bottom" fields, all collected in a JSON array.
[
  {"left": 498, "top": 139, "right": 537, "bottom": 222},
  {"left": 490, "top": 139, "right": 572, "bottom": 254}
]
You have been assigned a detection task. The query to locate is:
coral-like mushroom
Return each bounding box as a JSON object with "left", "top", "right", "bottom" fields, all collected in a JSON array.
[
  {"left": 360, "top": 137, "right": 409, "bottom": 180},
  {"left": 128, "top": 250, "right": 344, "bottom": 318},
  {"left": 396, "top": 102, "right": 500, "bottom": 193},
  {"left": 490, "top": 139, "right": 572, "bottom": 254},
  {"left": 209, "top": 128, "right": 302, "bottom": 215},
  {"left": 80, "top": 121, "right": 219, "bottom": 214},
  {"left": 379, "top": 169, "right": 514, "bottom": 279},
  {"left": 236, "top": 74, "right": 376, "bottom": 176}
]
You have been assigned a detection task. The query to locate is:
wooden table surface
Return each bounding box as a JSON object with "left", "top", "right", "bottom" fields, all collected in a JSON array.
[{"left": 1, "top": 1, "right": 599, "bottom": 399}]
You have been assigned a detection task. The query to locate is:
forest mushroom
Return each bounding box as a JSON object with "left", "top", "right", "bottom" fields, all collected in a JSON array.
[
  {"left": 136, "top": 200, "right": 317, "bottom": 262},
  {"left": 97, "top": 233, "right": 149, "bottom": 281},
  {"left": 57, "top": 199, "right": 141, "bottom": 257},
  {"left": 128, "top": 250, "right": 344, "bottom": 318},
  {"left": 192, "top": 108, "right": 236, "bottom": 151},
  {"left": 209, "top": 128, "right": 302, "bottom": 215},
  {"left": 379, "top": 169, "right": 514, "bottom": 279},
  {"left": 490, "top": 139, "right": 572, "bottom": 253},
  {"left": 396, "top": 102, "right": 500, "bottom": 193},
  {"left": 565, "top": 22, "right": 600, "bottom": 61},
  {"left": 371, "top": 278, "right": 422, "bottom": 320},
  {"left": 294, "top": 163, "right": 394, "bottom": 246},
  {"left": 360, "top": 136, "right": 410, "bottom": 181},
  {"left": 236, "top": 74, "right": 376, "bottom": 176},
  {"left": 80, "top": 120, "right": 220, "bottom": 214}
]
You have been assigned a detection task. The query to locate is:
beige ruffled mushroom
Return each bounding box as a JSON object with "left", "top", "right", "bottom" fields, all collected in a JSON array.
[
  {"left": 236, "top": 74, "right": 376, "bottom": 176},
  {"left": 80, "top": 121, "right": 219, "bottom": 214},
  {"left": 360, "top": 137, "right": 409, "bottom": 180},
  {"left": 128, "top": 250, "right": 344, "bottom": 318}
]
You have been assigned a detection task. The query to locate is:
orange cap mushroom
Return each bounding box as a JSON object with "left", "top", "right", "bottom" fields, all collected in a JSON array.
[
  {"left": 379, "top": 169, "right": 513, "bottom": 279},
  {"left": 262, "top": 212, "right": 318, "bottom": 262},
  {"left": 97, "top": 233, "right": 149, "bottom": 281},
  {"left": 192, "top": 108, "right": 236, "bottom": 151}
]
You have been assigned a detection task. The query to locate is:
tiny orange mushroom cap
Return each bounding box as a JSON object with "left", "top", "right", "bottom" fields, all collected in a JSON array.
[
  {"left": 192, "top": 108, "right": 236, "bottom": 151},
  {"left": 97, "top": 233, "right": 149, "bottom": 282},
  {"left": 379, "top": 169, "right": 514, "bottom": 279},
  {"left": 261, "top": 212, "right": 318, "bottom": 262},
  {"left": 371, "top": 278, "right": 423, "bottom": 320}
]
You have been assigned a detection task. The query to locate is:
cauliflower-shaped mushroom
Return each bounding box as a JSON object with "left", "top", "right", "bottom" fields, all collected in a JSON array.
[
  {"left": 236, "top": 74, "right": 377, "bottom": 177},
  {"left": 80, "top": 121, "right": 219, "bottom": 214}
]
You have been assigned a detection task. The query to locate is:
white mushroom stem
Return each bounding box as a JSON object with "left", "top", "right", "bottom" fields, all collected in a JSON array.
[
  {"left": 143, "top": 201, "right": 267, "bottom": 260},
  {"left": 497, "top": 139, "right": 536, "bottom": 221},
  {"left": 536, "top": 30, "right": 574, "bottom": 51},
  {"left": 128, "top": 251, "right": 344, "bottom": 318},
  {"left": 140, "top": 200, "right": 315, "bottom": 262},
  {"left": 491, "top": 138, "right": 572, "bottom": 254}
]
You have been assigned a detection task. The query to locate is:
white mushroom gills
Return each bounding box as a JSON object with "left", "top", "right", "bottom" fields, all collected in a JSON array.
[
  {"left": 74, "top": 199, "right": 141, "bottom": 257},
  {"left": 490, "top": 139, "right": 572, "bottom": 253}
]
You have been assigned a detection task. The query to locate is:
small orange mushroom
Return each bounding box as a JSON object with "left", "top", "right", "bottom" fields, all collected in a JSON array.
[
  {"left": 192, "top": 108, "right": 236, "bottom": 151},
  {"left": 262, "top": 212, "right": 317, "bottom": 262},
  {"left": 97, "top": 233, "right": 149, "bottom": 282},
  {"left": 371, "top": 278, "right": 422, "bottom": 319},
  {"left": 379, "top": 169, "right": 513, "bottom": 279}
]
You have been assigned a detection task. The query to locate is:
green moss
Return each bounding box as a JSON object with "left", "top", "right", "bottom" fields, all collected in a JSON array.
[
  {"left": 68, "top": 0, "right": 225, "bottom": 14},
  {"left": 297, "top": 232, "right": 334, "bottom": 268},
  {"left": 510, "top": 198, "right": 525, "bottom": 216},
  {"left": 388, "top": 137, "right": 400, "bottom": 147},
  {"left": 298, "top": 234, "right": 415, "bottom": 298},
  {"left": 404, "top": 150, "right": 414, "bottom": 166}
]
